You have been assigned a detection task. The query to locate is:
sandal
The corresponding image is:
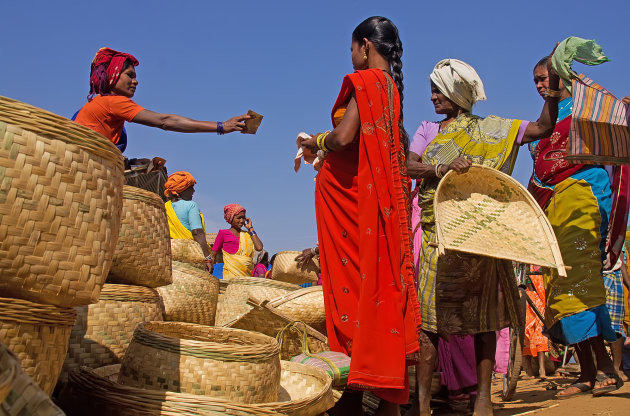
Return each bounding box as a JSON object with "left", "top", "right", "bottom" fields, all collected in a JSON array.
[
  {"left": 592, "top": 372, "right": 624, "bottom": 396},
  {"left": 555, "top": 382, "right": 592, "bottom": 399}
]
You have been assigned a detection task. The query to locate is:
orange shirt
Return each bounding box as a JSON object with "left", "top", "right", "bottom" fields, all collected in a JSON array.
[{"left": 74, "top": 95, "right": 144, "bottom": 145}]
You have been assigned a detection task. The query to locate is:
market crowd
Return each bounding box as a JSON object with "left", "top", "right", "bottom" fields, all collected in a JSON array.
[{"left": 72, "top": 15, "right": 630, "bottom": 416}]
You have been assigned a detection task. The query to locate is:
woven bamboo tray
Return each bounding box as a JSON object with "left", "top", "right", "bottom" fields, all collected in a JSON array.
[
  {"left": 215, "top": 277, "right": 301, "bottom": 327},
  {"left": 107, "top": 186, "right": 172, "bottom": 288},
  {"left": 0, "top": 341, "right": 65, "bottom": 415},
  {"left": 0, "top": 96, "right": 124, "bottom": 307},
  {"left": 170, "top": 238, "right": 207, "bottom": 270},
  {"left": 60, "top": 284, "right": 163, "bottom": 383},
  {"left": 434, "top": 165, "right": 567, "bottom": 277},
  {"left": 270, "top": 251, "right": 320, "bottom": 285},
  {"left": 157, "top": 261, "right": 219, "bottom": 325},
  {"left": 225, "top": 297, "right": 329, "bottom": 360},
  {"left": 60, "top": 361, "right": 332, "bottom": 416},
  {"left": 268, "top": 286, "right": 326, "bottom": 334},
  {"left": 119, "top": 322, "right": 281, "bottom": 403},
  {"left": 0, "top": 297, "right": 76, "bottom": 395}
]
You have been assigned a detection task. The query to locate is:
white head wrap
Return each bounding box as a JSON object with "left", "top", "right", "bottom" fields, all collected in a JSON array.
[{"left": 429, "top": 59, "right": 486, "bottom": 112}]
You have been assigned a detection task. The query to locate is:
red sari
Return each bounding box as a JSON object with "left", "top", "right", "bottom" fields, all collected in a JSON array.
[{"left": 315, "top": 69, "right": 421, "bottom": 403}]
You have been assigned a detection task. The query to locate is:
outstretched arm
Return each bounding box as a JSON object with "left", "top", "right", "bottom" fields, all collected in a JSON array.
[{"left": 132, "top": 110, "right": 250, "bottom": 134}]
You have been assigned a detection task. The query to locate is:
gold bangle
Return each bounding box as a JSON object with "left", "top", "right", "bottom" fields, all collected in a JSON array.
[
  {"left": 435, "top": 164, "right": 444, "bottom": 178},
  {"left": 318, "top": 131, "right": 330, "bottom": 152},
  {"left": 545, "top": 89, "right": 561, "bottom": 98}
]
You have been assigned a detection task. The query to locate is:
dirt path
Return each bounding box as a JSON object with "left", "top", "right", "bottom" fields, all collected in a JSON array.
[{"left": 492, "top": 375, "right": 630, "bottom": 415}]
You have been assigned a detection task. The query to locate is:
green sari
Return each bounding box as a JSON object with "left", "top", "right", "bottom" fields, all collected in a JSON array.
[{"left": 417, "top": 113, "right": 524, "bottom": 334}]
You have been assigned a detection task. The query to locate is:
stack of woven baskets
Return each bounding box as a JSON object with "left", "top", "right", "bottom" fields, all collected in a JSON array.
[
  {"left": 0, "top": 96, "right": 125, "bottom": 412},
  {"left": 59, "top": 321, "right": 334, "bottom": 415},
  {"left": 61, "top": 185, "right": 221, "bottom": 383}
]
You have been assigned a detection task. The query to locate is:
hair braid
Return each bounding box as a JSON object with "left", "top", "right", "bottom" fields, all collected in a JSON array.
[{"left": 390, "top": 36, "right": 409, "bottom": 155}]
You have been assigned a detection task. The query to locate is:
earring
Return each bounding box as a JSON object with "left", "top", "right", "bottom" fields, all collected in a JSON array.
[{"left": 363, "top": 52, "right": 367, "bottom": 60}]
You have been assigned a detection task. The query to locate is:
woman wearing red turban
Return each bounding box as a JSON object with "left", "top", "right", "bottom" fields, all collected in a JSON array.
[{"left": 74, "top": 47, "right": 250, "bottom": 153}]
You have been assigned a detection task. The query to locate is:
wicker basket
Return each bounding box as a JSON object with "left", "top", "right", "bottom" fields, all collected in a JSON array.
[
  {"left": 170, "top": 238, "right": 206, "bottom": 270},
  {"left": 118, "top": 322, "right": 281, "bottom": 404},
  {"left": 268, "top": 286, "right": 326, "bottom": 334},
  {"left": 270, "top": 251, "right": 320, "bottom": 285},
  {"left": 61, "top": 284, "right": 163, "bottom": 383},
  {"left": 435, "top": 165, "right": 567, "bottom": 276},
  {"left": 0, "top": 297, "right": 76, "bottom": 395},
  {"left": 226, "top": 297, "right": 329, "bottom": 360},
  {"left": 0, "top": 341, "right": 65, "bottom": 415},
  {"left": 60, "top": 362, "right": 332, "bottom": 416},
  {"left": 107, "top": 186, "right": 172, "bottom": 288},
  {"left": 215, "top": 278, "right": 301, "bottom": 327},
  {"left": 157, "top": 261, "right": 219, "bottom": 325},
  {"left": 0, "top": 96, "right": 124, "bottom": 307}
]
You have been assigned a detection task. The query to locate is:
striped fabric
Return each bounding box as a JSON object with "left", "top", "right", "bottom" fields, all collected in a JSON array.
[{"left": 567, "top": 74, "right": 630, "bottom": 165}]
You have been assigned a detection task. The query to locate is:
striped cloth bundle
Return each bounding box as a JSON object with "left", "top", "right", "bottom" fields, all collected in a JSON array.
[{"left": 567, "top": 74, "right": 630, "bottom": 165}]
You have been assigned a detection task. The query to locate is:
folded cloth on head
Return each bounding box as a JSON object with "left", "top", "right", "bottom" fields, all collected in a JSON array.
[
  {"left": 551, "top": 36, "right": 610, "bottom": 92},
  {"left": 429, "top": 59, "right": 486, "bottom": 112}
]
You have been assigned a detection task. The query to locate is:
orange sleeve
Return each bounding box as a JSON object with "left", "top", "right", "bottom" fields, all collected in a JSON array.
[{"left": 107, "top": 96, "right": 145, "bottom": 122}]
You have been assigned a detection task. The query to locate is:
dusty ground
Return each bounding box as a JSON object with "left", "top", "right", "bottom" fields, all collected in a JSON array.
[{"left": 490, "top": 375, "right": 630, "bottom": 416}]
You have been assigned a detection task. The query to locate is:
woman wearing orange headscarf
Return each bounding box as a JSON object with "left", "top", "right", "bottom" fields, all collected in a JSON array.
[
  {"left": 164, "top": 171, "right": 212, "bottom": 271},
  {"left": 300, "top": 16, "right": 420, "bottom": 416}
]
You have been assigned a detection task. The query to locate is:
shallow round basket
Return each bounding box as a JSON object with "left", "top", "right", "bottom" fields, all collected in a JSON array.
[
  {"left": 157, "top": 261, "right": 219, "bottom": 326},
  {"left": 226, "top": 298, "right": 329, "bottom": 361},
  {"left": 268, "top": 286, "right": 326, "bottom": 334},
  {"left": 0, "top": 341, "right": 65, "bottom": 415},
  {"left": 107, "top": 186, "right": 172, "bottom": 288},
  {"left": 60, "top": 361, "right": 332, "bottom": 416},
  {"left": 0, "top": 96, "right": 124, "bottom": 307},
  {"left": 434, "top": 165, "right": 566, "bottom": 275},
  {"left": 270, "top": 251, "right": 320, "bottom": 285},
  {"left": 0, "top": 297, "right": 76, "bottom": 395},
  {"left": 170, "top": 238, "right": 206, "bottom": 270},
  {"left": 215, "top": 277, "right": 301, "bottom": 327},
  {"left": 60, "top": 284, "right": 163, "bottom": 383},
  {"left": 118, "top": 322, "right": 280, "bottom": 403}
]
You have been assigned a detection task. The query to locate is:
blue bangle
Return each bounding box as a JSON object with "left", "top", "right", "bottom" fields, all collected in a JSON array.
[
  {"left": 248, "top": 230, "right": 257, "bottom": 236},
  {"left": 217, "top": 121, "right": 224, "bottom": 135}
]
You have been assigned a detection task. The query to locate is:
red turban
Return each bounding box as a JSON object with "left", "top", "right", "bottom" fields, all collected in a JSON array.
[
  {"left": 224, "top": 204, "right": 246, "bottom": 224},
  {"left": 89, "top": 47, "right": 139, "bottom": 99},
  {"left": 164, "top": 171, "right": 196, "bottom": 198}
]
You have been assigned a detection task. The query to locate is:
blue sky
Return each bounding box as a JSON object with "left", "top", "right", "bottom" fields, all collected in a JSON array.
[{"left": 2, "top": 1, "right": 629, "bottom": 255}]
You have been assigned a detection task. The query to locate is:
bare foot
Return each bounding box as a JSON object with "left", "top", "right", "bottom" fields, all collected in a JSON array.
[
  {"left": 616, "top": 370, "right": 629, "bottom": 383},
  {"left": 472, "top": 394, "right": 493, "bottom": 416}
]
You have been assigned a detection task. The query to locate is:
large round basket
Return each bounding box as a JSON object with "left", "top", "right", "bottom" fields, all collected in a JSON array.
[
  {"left": 118, "top": 322, "right": 281, "bottom": 404},
  {"left": 268, "top": 286, "right": 326, "bottom": 334},
  {"left": 170, "top": 238, "right": 206, "bottom": 270},
  {"left": 225, "top": 297, "right": 329, "bottom": 361},
  {"left": 0, "top": 297, "right": 76, "bottom": 395},
  {"left": 60, "top": 361, "right": 332, "bottom": 416},
  {"left": 0, "top": 341, "right": 65, "bottom": 415},
  {"left": 215, "top": 278, "right": 301, "bottom": 327},
  {"left": 434, "top": 165, "right": 567, "bottom": 276},
  {"left": 0, "top": 96, "right": 124, "bottom": 307},
  {"left": 61, "top": 284, "right": 163, "bottom": 382},
  {"left": 270, "top": 251, "right": 320, "bottom": 285},
  {"left": 107, "top": 186, "right": 172, "bottom": 288},
  {"left": 157, "top": 261, "right": 219, "bottom": 325}
]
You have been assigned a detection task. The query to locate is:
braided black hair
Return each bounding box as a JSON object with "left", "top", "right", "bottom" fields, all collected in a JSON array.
[{"left": 352, "top": 16, "right": 409, "bottom": 154}]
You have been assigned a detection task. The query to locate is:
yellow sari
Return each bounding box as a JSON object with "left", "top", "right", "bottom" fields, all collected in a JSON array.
[
  {"left": 222, "top": 231, "right": 255, "bottom": 278},
  {"left": 417, "top": 113, "right": 524, "bottom": 334},
  {"left": 164, "top": 201, "right": 210, "bottom": 248}
]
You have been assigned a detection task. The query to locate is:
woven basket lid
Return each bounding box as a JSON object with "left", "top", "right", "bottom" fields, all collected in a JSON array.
[{"left": 434, "top": 165, "right": 567, "bottom": 277}]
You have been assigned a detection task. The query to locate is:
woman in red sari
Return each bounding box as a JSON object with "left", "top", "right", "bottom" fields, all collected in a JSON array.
[{"left": 301, "top": 16, "right": 421, "bottom": 416}]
